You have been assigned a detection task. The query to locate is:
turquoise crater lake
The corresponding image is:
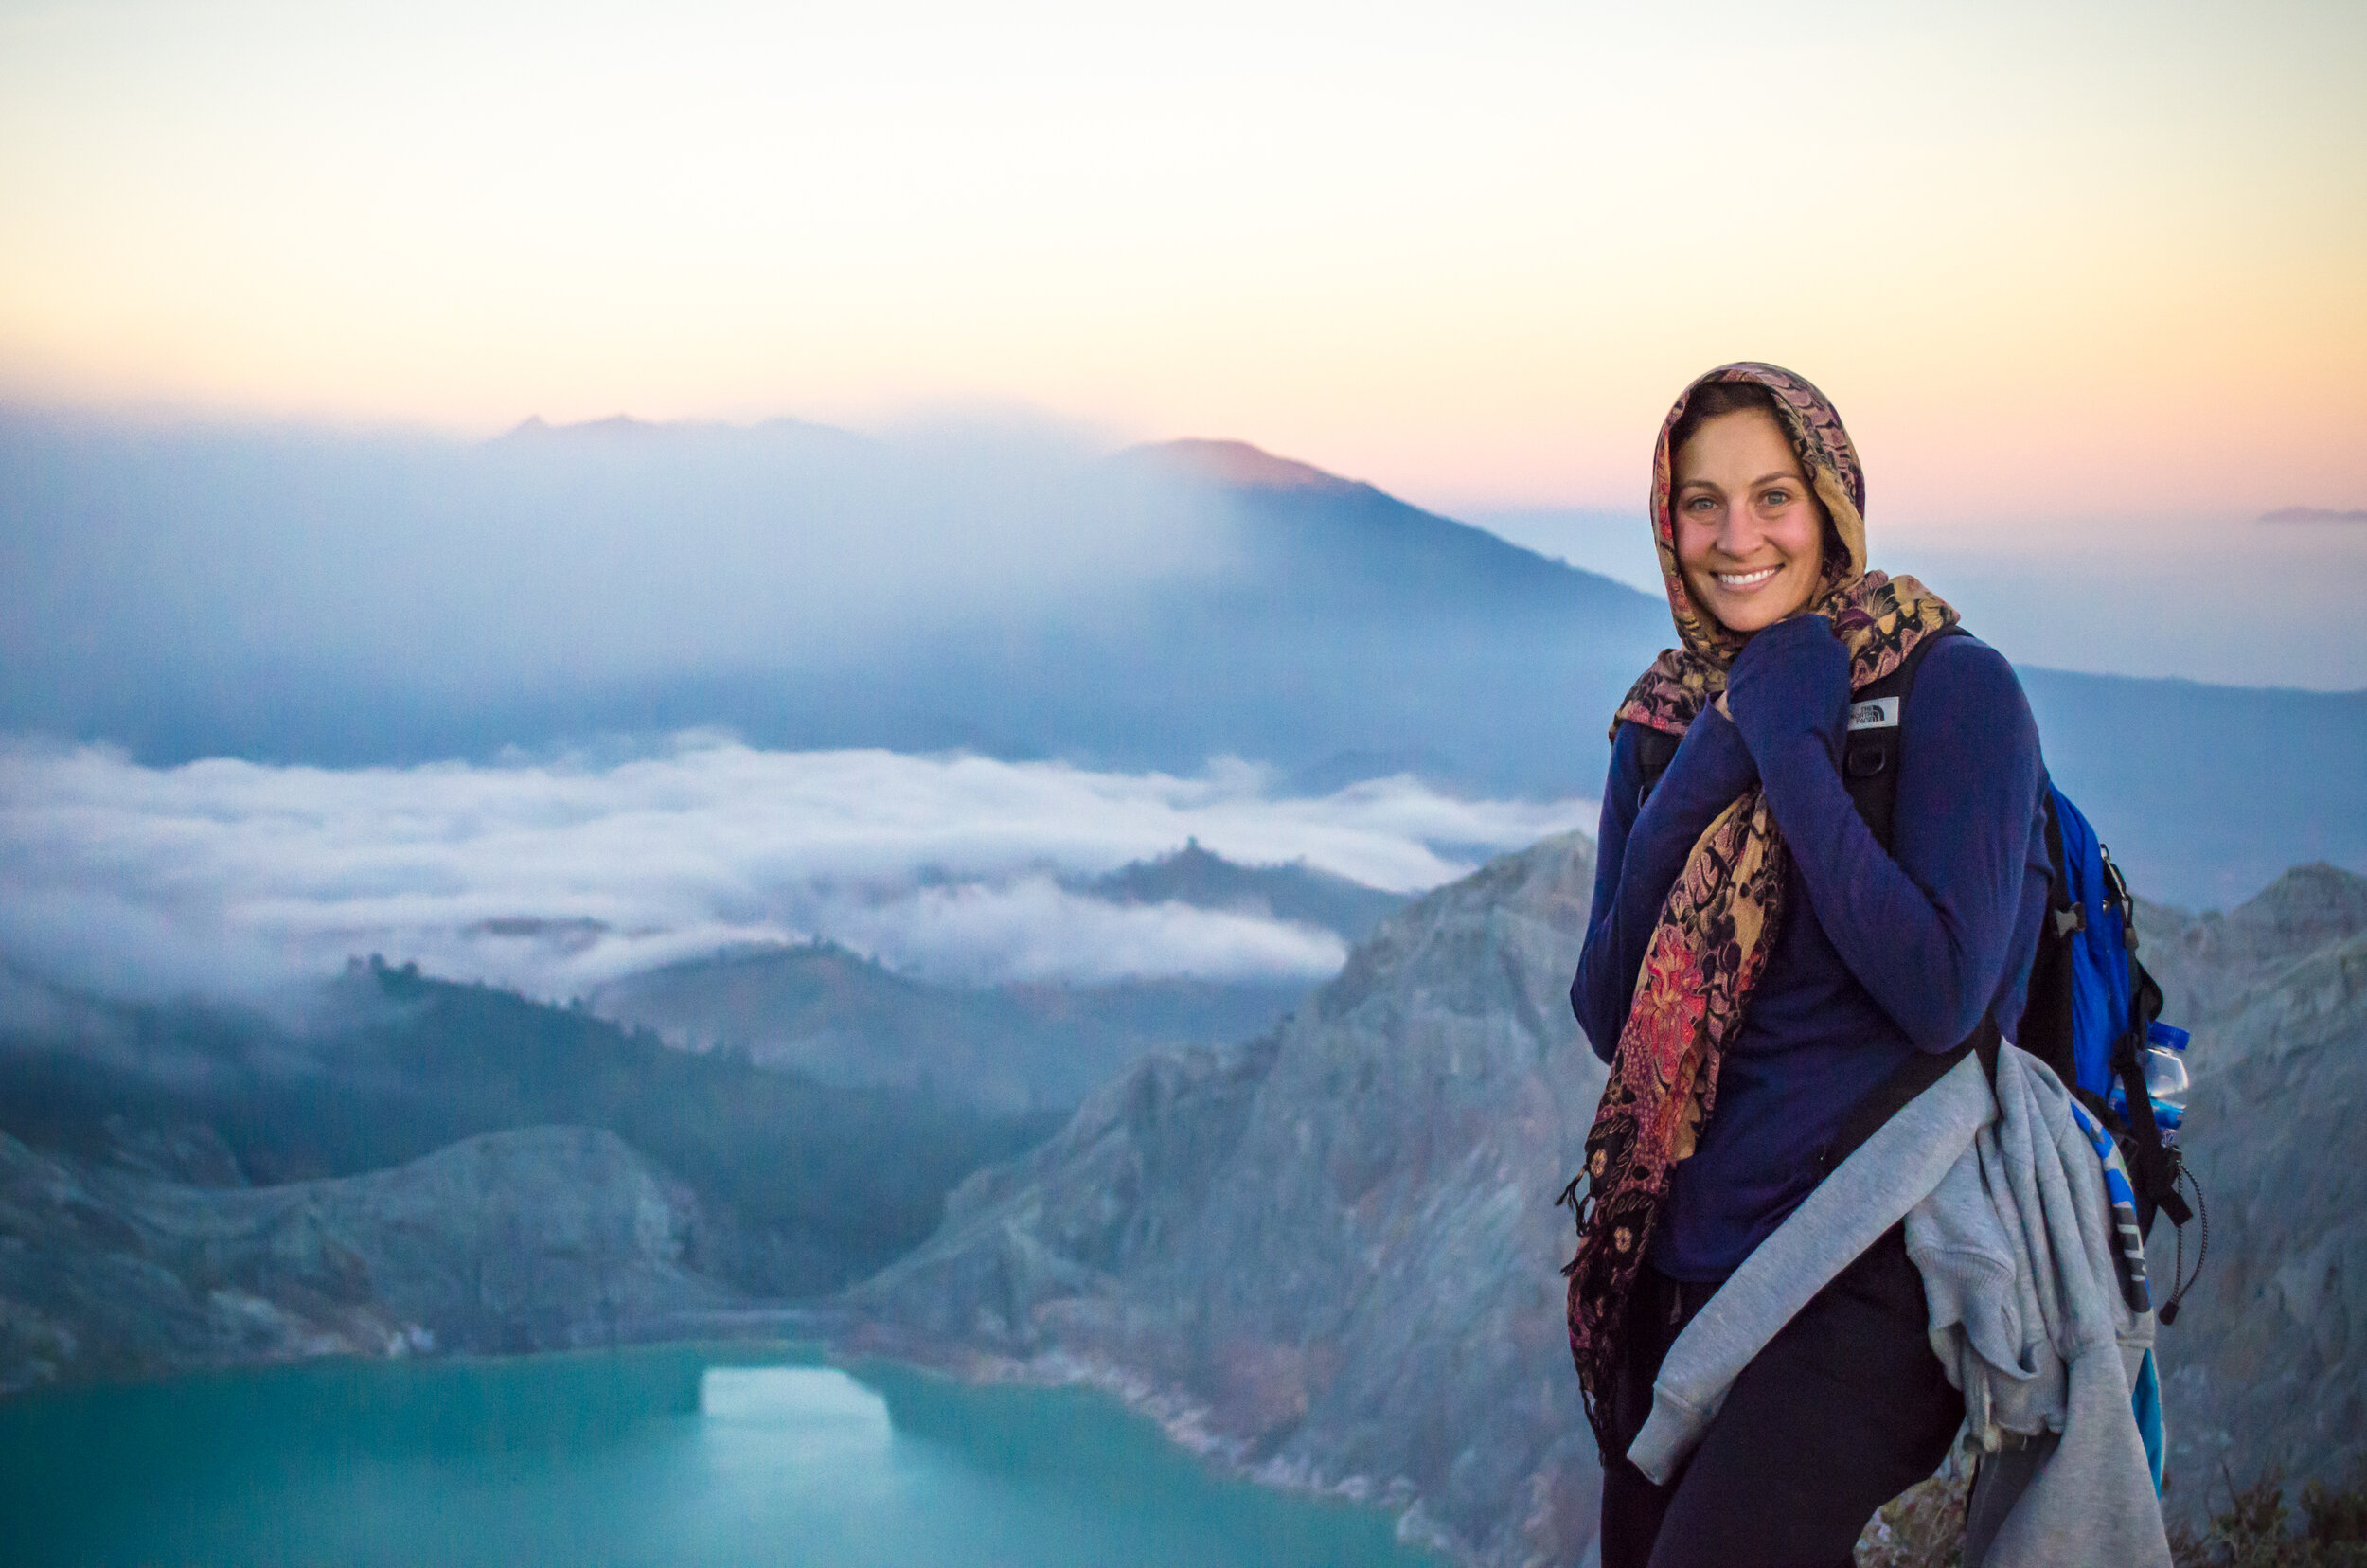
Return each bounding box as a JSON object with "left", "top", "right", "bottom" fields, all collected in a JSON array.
[{"left": 0, "top": 1344, "right": 1447, "bottom": 1567}]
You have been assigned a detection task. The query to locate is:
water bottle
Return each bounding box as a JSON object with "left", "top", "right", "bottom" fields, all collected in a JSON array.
[
  {"left": 2110, "top": 1022, "right": 2190, "bottom": 1135},
  {"left": 2144, "top": 1022, "right": 2190, "bottom": 1131}
]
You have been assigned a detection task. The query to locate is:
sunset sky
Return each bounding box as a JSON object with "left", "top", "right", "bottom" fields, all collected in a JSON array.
[{"left": 2, "top": 0, "right": 2362, "bottom": 525}]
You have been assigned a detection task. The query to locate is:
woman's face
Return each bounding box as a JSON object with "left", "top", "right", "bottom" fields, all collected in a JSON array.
[{"left": 1670, "top": 407, "right": 1829, "bottom": 636}]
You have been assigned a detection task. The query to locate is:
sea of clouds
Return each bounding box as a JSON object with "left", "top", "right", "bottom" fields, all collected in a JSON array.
[{"left": 0, "top": 736, "right": 1593, "bottom": 1002}]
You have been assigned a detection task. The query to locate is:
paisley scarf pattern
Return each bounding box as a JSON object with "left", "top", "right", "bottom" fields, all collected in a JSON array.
[{"left": 1564, "top": 363, "right": 1959, "bottom": 1439}]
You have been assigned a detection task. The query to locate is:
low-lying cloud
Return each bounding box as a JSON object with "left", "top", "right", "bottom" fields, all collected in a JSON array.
[{"left": 0, "top": 737, "right": 1593, "bottom": 1001}]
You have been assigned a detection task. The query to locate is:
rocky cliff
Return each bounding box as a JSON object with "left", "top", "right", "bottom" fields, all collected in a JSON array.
[
  {"left": 848, "top": 831, "right": 1608, "bottom": 1566},
  {"left": 0, "top": 1124, "right": 733, "bottom": 1394},
  {"left": 2138, "top": 864, "right": 2367, "bottom": 1524}
]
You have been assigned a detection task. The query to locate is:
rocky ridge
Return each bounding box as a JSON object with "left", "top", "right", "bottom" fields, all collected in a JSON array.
[{"left": 2137, "top": 864, "right": 2367, "bottom": 1523}]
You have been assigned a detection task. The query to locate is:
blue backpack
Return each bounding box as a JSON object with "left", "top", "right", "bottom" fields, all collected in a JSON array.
[{"left": 2019, "top": 783, "right": 2202, "bottom": 1296}]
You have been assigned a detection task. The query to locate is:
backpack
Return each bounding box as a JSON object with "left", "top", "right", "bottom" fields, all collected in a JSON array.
[{"left": 1621, "top": 625, "right": 2204, "bottom": 1318}]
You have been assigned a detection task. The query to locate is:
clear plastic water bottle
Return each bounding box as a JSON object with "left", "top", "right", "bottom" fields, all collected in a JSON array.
[
  {"left": 2109, "top": 1020, "right": 2189, "bottom": 1138},
  {"left": 2143, "top": 1023, "right": 2190, "bottom": 1118}
]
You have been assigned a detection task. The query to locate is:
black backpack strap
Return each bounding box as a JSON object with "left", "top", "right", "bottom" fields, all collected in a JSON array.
[
  {"left": 1813, "top": 1017, "right": 2002, "bottom": 1178},
  {"left": 2016, "top": 790, "right": 2085, "bottom": 1100},
  {"left": 2038, "top": 791, "right": 2084, "bottom": 939},
  {"left": 1625, "top": 722, "right": 1682, "bottom": 811},
  {"left": 1810, "top": 623, "right": 1994, "bottom": 1180},
  {"left": 2111, "top": 959, "right": 2192, "bottom": 1231},
  {"left": 1840, "top": 624, "right": 1967, "bottom": 852}
]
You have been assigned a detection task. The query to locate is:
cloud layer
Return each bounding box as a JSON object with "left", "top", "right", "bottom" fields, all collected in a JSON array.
[{"left": 0, "top": 738, "right": 1593, "bottom": 1000}]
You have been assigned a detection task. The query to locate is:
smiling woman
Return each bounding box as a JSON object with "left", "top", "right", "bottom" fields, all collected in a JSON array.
[{"left": 1561, "top": 364, "right": 2095, "bottom": 1565}]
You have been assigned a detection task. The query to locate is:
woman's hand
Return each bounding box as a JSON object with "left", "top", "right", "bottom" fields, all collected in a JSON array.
[
  {"left": 1723, "top": 614, "right": 1851, "bottom": 771},
  {"left": 1657, "top": 701, "right": 1759, "bottom": 808}
]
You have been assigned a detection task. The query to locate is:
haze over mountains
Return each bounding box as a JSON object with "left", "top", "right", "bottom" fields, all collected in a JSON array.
[{"left": 4, "top": 407, "right": 2358, "bottom": 912}]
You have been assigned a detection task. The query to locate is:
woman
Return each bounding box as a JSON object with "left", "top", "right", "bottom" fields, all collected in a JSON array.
[{"left": 1565, "top": 363, "right": 2052, "bottom": 1567}]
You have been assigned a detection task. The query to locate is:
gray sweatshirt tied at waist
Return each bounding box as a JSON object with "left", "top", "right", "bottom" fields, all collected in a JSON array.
[{"left": 1624, "top": 1043, "right": 2168, "bottom": 1568}]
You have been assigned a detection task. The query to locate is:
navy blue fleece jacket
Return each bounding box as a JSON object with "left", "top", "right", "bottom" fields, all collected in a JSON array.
[{"left": 1570, "top": 615, "right": 2052, "bottom": 1280}]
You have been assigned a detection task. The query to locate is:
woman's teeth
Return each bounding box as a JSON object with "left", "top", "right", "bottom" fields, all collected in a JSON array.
[{"left": 1714, "top": 566, "right": 1780, "bottom": 590}]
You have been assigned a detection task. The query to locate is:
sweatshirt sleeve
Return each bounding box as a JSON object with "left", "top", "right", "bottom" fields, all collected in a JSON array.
[
  {"left": 1733, "top": 630, "right": 2044, "bottom": 1052},
  {"left": 1571, "top": 710, "right": 1760, "bottom": 1061}
]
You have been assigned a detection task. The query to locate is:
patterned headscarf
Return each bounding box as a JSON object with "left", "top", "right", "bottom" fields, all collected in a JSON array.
[{"left": 1563, "top": 363, "right": 1959, "bottom": 1443}]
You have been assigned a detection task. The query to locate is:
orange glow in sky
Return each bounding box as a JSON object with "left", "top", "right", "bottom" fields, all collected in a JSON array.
[{"left": 2, "top": 0, "right": 2362, "bottom": 527}]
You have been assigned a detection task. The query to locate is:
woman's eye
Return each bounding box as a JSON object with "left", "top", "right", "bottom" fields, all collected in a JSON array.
[{"left": 1762, "top": 488, "right": 1791, "bottom": 507}]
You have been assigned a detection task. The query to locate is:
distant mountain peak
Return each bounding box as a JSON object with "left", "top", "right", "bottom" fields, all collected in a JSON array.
[
  {"left": 2227, "top": 861, "right": 2367, "bottom": 943},
  {"left": 1081, "top": 841, "right": 1409, "bottom": 945},
  {"left": 1128, "top": 437, "right": 1369, "bottom": 496}
]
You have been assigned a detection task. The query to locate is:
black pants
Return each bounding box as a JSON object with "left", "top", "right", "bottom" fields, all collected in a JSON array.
[{"left": 1597, "top": 1227, "right": 1964, "bottom": 1568}]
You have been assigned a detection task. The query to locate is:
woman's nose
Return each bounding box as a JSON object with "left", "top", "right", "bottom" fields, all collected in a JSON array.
[{"left": 1715, "top": 510, "right": 1759, "bottom": 558}]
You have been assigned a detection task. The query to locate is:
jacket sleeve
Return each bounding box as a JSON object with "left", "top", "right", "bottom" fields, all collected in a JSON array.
[
  {"left": 1732, "top": 627, "right": 2045, "bottom": 1052},
  {"left": 1571, "top": 711, "right": 1760, "bottom": 1061}
]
